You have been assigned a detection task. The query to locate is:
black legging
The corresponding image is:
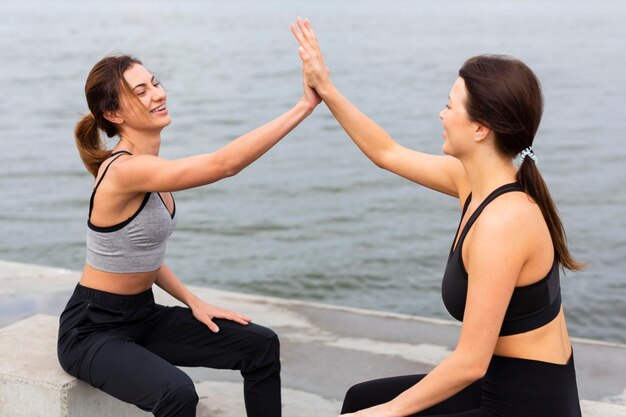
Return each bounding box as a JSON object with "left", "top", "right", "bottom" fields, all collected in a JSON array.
[
  {"left": 57, "top": 284, "right": 281, "bottom": 417},
  {"left": 341, "top": 354, "right": 582, "bottom": 417}
]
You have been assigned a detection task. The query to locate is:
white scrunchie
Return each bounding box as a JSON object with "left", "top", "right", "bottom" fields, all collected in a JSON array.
[{"left": 519, "top": 146, "right": 538, "bottom": 164}]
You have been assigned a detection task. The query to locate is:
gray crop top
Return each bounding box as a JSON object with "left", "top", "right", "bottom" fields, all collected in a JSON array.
[{"left": 85, "top": 151, "right": 177, "bottom": 273}]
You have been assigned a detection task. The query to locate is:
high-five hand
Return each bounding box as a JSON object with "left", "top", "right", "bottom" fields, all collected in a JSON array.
[{"left": 291, "top": 17, "right": 332, "bottom": 94}]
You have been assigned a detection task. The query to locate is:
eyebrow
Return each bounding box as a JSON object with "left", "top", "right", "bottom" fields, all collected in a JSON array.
[{"left": 132, "top": 76, "right": 155, "bottom": 91}]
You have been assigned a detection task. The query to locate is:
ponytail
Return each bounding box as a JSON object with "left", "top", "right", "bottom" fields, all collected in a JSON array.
[
  {"left": 516, "top": 157, "right": 585, "bottom": 272},
  {"left": 74, "top": 113, "right": 112, "bottom": 177},
  {"left": 76, "top": 55, "right": 142, "bottom": 177},
  {"left": 459, "top": 55, "right": 584, "bottom": 273}
]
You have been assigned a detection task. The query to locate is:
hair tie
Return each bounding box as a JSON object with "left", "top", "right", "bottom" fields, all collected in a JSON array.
[{"left": 519, "top": 146, "right": 538, "bottom": 164}]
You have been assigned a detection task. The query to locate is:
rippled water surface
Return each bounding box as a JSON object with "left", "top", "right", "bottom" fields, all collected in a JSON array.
[{"left": 1, "top": 0, "right": 625, "bottom": 342}]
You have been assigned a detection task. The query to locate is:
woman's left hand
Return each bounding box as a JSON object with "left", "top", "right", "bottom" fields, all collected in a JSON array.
[
  {"left": 188, "top": 297, "right": 252, "bottom": 333},
  {"left": 340, "top": 403, "right": 394, "bottom": 417},
  {"left": 299, "top": 73, "right": 323, "bottom": 111}
]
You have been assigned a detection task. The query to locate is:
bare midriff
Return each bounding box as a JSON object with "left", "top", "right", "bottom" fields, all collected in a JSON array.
[
  {"left": 79, "top": 263, "right": 159, "bottom": 295},
  {"left": 494, "top": 307, "right": 572, "bottom": 365}
]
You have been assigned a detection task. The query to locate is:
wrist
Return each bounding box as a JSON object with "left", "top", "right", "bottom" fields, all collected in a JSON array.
[
  {"left": 295, "top": 99, "right": 316, "bottom": 116},
  {"left": 183, "top": 292, "right": 201, "bottom": 309},
  {"left": 315, "top": 79, "right": 334, "bottom": 99},
  {"left": 385, "top": 400, "right": 404, "bottom": 417}
]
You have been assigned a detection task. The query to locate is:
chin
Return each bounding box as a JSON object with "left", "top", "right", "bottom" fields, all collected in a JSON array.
[{"left": 158, "top": 117, "right": 172, "bottom": 129}]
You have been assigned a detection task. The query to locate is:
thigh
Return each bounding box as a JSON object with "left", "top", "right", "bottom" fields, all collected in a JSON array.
[
  {"left": 88, "top": 337, "right": 195, "bottom": 412},
  {"left": 342, "top": 374, "right": 483, "bottom": 417},
  {"left": 142, "top": 305, "right": 279, "bottom": 370}
]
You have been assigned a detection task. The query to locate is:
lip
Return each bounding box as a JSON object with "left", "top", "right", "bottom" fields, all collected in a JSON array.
[{"left": 150, "top": 103, "right": 168, "bottom": 114}]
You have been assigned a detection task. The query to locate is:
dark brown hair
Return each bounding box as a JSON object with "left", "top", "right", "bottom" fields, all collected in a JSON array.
[
  {"left": 459, "top": 55, "right": 584, "bottom": 271},
  {"left": 74, "top": 55, "right": 142, "bottom": 177}
]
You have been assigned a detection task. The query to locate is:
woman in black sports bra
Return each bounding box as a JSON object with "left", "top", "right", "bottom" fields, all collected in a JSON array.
[
  {"left": 57, "top": 54, "right": 322, "bottom": 417},
  {"left": 292, "top": 19, "right": 584, "bottom": 417}
]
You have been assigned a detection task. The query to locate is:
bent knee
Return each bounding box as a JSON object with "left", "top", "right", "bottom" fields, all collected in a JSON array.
[
  {"left": 250, "top": 324, "right": 280, "bottom": 354},
  {"left": 241, "top": 326, "right": 280, "bottom": 374},
  {"left": 154, "top": 383, "right": 198, "bottom": 416},
  {"left": 341, "top": 381, "right": 374, "bottom": 413}
]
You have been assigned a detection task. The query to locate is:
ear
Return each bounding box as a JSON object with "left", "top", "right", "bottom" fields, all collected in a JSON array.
[
  {"left": 473, "top": 123, "right": 491, "bottom": 143},
  {"left": 103, "top": 110, "right": 124, "bottom": 126}
]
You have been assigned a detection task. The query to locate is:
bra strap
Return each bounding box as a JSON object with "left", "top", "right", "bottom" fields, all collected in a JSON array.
[
  {"left": 88, "top": 151, "right": 133, "bottom": 218},
  {"left": 455, "top": 182, "right": 523, "bottom": 253}
]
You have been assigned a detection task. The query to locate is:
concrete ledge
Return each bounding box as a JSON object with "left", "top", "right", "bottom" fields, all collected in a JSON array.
[
  {"left": 0, "top": 315, "right": 149, "bottom": 417},
  {"left": 3, "top": 315, "right": 625, "bottom": 417},
  {"left": 1, "top": 260, "right": 625, "bottom": 417},
  {"left": 0, "top": 314, "right": 340, "bottom": 417},
  {"left": 581, "top": 400, "right": 626, "bottom": 417}
]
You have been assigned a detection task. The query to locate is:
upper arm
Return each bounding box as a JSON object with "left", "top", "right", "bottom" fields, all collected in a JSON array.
[
  {"left": 108, "top": 152, "right": 236, "bottom": 193},
  {"left": 455, "top": 205, "right": 529, "bottom": 372},
  {"left": 378, "top": 143, "right": 469, "bottom": 198}
]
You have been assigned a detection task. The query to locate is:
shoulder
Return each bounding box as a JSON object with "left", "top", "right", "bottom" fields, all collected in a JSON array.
[
  {"left": 467, "top": 191, "right": 542, "bottom": 263},
  {"left": 104, "top": 153, "right": 163, "bottom": 181}
]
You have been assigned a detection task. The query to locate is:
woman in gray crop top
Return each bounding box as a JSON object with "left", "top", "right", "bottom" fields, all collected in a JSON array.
[
  {"left": 57, "top": 54, "right": 323, "bottom": 417},
  {"left": 292, "top": 19, "right": 584, "bottom": 417}
]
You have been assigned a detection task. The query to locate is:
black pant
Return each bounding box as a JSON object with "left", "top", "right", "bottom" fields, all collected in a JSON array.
[
  {"left": 341, "top": 354, "right": 582, "bottom": 417},
  {"left": 57, "top": 284, "right": 281, "bottom": 417}
]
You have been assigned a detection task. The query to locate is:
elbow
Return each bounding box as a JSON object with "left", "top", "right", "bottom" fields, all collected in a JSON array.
[
  {"left": 222, "top": 165, "right": 241, "bottom": 178},
  {"left": 218, "top": 159, "right": 244, "bottom": 179},
  {"left": 371, "top": 157, "right": 387, "bottom": 170},
  {"left": 371, "top": 150, "right": 391, "bottom": 171},
  {"left": 468, "top": 361, "right": 489, "bottom": 381},
  {"left": 453, "top": 350, "right": 490, "bottom": 383},
  {"left": 371, "top": 145, "right": 397, "bottom": 171}
]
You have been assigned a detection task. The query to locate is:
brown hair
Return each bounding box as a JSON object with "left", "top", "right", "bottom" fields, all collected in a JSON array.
[
  {"left": 459, "top": 55, "right": 584, "bottom": 271},
  {"left": 75, "top": 55, "right": 142, "bottom": 177}
]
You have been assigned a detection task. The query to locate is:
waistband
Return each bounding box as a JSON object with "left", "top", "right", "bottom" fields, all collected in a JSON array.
[
  {"left": 491, "top": 348, "right": 574, "bottom": 368},
  {"left": 71, "top": 283, "right": 155, "bottom": 309}
]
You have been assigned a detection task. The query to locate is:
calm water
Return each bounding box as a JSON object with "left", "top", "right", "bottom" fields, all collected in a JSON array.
[{"left": 1, "top": 0, "right": 625, "bottom": 343}]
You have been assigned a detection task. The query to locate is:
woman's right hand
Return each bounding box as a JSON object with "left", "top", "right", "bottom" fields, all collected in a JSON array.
[{"left": 291, "top": 18, "right": 332, "bottom": 94}]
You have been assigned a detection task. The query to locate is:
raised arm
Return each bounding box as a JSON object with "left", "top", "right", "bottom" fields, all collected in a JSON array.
[
  {"left": 291, "top": 18, "right": 468, "bottom": 198},
  {"left": 109, "top": 75, "right": 322, "bottom": 193}
]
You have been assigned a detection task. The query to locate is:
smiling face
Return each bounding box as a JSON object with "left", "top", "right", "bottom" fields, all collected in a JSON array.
[
  {"left": 116, "top": 64, "right": 171, "bottom": 132},
  {"left": 439, "top": 77, "right": 478, "bottom": 158}
]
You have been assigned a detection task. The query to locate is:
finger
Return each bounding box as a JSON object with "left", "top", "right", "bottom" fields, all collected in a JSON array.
[
  {"left": 230, "top": 311, "right": 252, "bottom": 324},
  {"left": 296, "top": 18, "right": 311, "bottom": 44},
  {"left": 302, "top": 18, "right": 320, "bottom": 49},
  {"left": 298, "top": 46, "right": 308, "bottom": 61},
  {"left": 290, "top": 22, "right": 311, "bottom": 51},
  {"left": 203, "top": 317, "right": 220, "bottom": 333},
  {"left": 231, "top": 315, "right": 251, "bottom": 325},
  {"left": 215, "top": 309, "right": 252, "bottom": 324}
]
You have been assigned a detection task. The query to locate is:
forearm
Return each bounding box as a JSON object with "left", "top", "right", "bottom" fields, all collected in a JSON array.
[
  {"left": 217, "top": 101, "right": 314, "bottom": 175},
  {"left": 387, "top": 352, "right": 484, "bottom": 417},
  {"left": 154, "top": 263, "right": 198, "bottom": 307},
  {"left": 317, "top": 81, "right": 396, "bottom": 168}
]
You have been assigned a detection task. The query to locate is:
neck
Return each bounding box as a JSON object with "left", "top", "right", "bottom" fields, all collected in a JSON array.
[
  {"left": 116, "top": 129, "right": 162, "bottom": 156},
  {"left": 460, "top": 150, "right": 518, "bottom": 202}
]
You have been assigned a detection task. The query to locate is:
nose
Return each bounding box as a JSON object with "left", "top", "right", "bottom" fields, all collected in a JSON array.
[
  {"left": 153, "top": 85, "right": 166, "bottom": 101},
  {"left": 439, "top": 107, "right": 447, "bottom": 120}
]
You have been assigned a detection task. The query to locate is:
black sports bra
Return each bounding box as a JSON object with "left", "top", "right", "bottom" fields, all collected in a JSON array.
[{"left": 441, "top": 182, "right": 561, "bottom": 336}]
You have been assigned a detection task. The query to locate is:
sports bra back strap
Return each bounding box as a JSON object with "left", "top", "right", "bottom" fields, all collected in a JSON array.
[
  {"left": 456, "top": 182, "right": 523, "bottom": 250},
  {"left": 88, "top": 151, "right": 133, "bottom": 218},
  {"left": 92, "top": 151, "right": 133, "bottom": 191}
]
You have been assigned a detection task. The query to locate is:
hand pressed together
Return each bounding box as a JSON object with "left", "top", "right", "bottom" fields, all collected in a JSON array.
[{"left": 291, "top": 17, "right": 332, "bottom": 95}]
